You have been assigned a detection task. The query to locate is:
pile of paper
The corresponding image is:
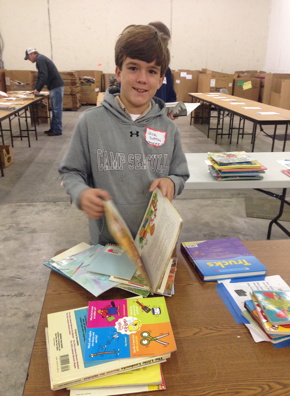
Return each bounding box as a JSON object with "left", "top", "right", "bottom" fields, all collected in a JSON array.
[{"left": 217, "top": 275, "right": 290, "bottom": 348}]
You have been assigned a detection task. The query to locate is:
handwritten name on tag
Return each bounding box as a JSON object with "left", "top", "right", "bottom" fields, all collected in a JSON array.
[{"left": 145, "top": 127, "right": 167, "bottom": 147}]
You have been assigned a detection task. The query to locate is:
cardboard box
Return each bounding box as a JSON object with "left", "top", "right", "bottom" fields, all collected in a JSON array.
[
  {"left": 96, "top": 92, "right": 105, "bottom": 106},
  {"left": 234, "top": 71, "right": 273, "bottom": 104},
  {"left": 30, "top": 97, "right": 49, "bottom": 124},
  {"left": 191, "top": 103, "right": 210, "bottom": 124},
  {"left": 77, "top": 70, "right": 102, "bottom": 104},
  {"left": 198, "top": 72, "right": 234, "bottom": 95},
  {"left": 0, "top": 69, "right": 6, "bottom": 92},
  {"left": 233, "top": 78, "right": 261, "bottom": 101},
  {"left": 5, "top": 70, "right": 34, "bottom": 91},
  {"left": 102, "top": 73, "right": 117, "bottom": 92},
  {"left": 172, "top": 70, "right": 199, "bottom": 102},
  {"left": 0, "top": 145, "right": 13, "bottom": 168},
  {"left": 270, "top": 75, "right": 290, "bottom": 110},
  {"left": 255, "top": 72, "right": 273, "bottom": 104}
]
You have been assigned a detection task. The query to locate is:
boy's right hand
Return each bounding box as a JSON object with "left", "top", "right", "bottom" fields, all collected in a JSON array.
[{"left": 79, "top": 188, "right": 111, "bottom": 219}]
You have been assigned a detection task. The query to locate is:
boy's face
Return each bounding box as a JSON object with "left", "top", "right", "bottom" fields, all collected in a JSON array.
[{"left": 115, "top": 57, "right": 164, "bottom": 115}]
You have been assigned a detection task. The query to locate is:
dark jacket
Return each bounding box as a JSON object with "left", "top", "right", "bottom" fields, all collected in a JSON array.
[
  {"left": 34, "top": 54, "right": 64, "bottom": 92},
  {"left": 154, "top": 67, "right": 176, "bottom": 103}
]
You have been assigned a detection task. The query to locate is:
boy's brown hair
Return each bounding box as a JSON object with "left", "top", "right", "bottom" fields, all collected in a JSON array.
[{"left": 115, "top": 24, "right": 170, "bottom": 77}]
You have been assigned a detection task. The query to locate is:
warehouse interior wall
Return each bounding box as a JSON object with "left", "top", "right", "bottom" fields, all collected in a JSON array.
[
  {"left": 264, "top": 0, "right": 290, "bottom": 73},
  {"left": 0, "top": 0, "right": 274, "bottom": 74}
]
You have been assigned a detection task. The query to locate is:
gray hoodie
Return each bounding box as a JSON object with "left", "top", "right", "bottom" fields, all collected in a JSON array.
[{"left": 59, "top": 87, "right": 189, "bottom": 245}]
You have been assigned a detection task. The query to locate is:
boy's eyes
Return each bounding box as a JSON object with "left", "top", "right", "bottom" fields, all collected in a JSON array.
[{"left": 128, "top": 66, "right": 158, "bottom": 75}]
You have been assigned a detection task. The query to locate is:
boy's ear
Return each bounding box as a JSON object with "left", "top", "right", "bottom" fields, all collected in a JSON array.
[
  {"left": 115, "top": 66, "right": 121, "bottom": 83},
  {"left": 157, "top": 75, "right": 165, "bottom": 90}
]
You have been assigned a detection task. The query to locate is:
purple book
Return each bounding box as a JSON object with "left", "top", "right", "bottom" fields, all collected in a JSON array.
[{"left": 181, "top": 238, "right": 267, "bottom": 281}]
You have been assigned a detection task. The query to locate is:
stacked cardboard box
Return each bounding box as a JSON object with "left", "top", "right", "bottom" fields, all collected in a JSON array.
[
  {"left": 232, "top": 75, "right": 261, "bottom": 101},
  {"left": 77, "top": 70, "right": 102, "bottom": 104},
  {"left": 172, "top": 70, "right": 199, "bottom": 102},
  {"left": 198, "top": 69, "right": 234, "bottom": 95},
  {"left": 4, "top": 70, "right": 34, "bottom": 91},
  {"left": 270, "top": 74, "right": 290, "bottom": 110},
  {"left": 0, "top": 69, "right": 6, "bottom": 92},
  {"left": 233, "top": 71, "right": 273, "bottom": 104},
  {"left": 59, "top": 71, "right": 81, "bottom": 110}
]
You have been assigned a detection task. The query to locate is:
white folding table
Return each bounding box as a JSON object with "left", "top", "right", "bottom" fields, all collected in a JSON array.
[{"left": 185, "top": 152, "right": 290, "bottom": 239}]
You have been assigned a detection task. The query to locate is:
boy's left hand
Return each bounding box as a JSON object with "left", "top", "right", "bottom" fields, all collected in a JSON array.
[{"left": 149, "top": 178, "right": 175, "bottom": 202}]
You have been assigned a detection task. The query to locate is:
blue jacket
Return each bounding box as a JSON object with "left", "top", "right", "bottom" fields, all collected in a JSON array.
[
  {"left": 34, "top": 54, "right": 64, "bottom": 92},
  {"left": 154, "top": 67, "right": 176, "bottom": 103}
]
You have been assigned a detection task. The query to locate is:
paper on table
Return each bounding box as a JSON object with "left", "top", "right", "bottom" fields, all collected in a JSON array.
[
  {"left": 0, "top": 91, "right": 8, "bottom": 97},
  {"left": 277, "top": 160, "right": 290, "bottom": 169},
  {"left": 242, "top": 107, "right": 262, "bottom": 109},
  {"left": 257, "top": 112, "right": 279, "bottom": 115},
  {"left": 229, "top": 102, "right": 246, "bottom": 105},
  {"left": 218, "top": 275, "right": 290, "bottom": 313}
]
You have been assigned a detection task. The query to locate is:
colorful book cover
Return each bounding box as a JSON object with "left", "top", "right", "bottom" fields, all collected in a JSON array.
[
  {"left": 181, "top": 238, "right": 267, "bottom": 281},
  {"left": 46, "top": 244, "right": 118, "bottom": 297},
  {"left": 109, "top": 257, "right": 177, "bottom": 297},
  {"left": 208, "top": 157, "right": 263, "bottom": 170},
  {"left": 84, "top": 297, "right": 176, "bottom": 363},
  {"left": 209, "top": 166, "right": 264, "bottom": 181},
  {"left": 86, "top": 245, "right": 137, "bottom": 280},
  {"left": 253, "top": 291, "right": 290, "bottom": 325},
  {"left": 250, "top": 295, "right": 290, "bottom": 336},
  {"left": 208, "top": 151, "right": 255, "bottom": 164},
  {"left": 244, "top": 299, "right": 290, "bottom": 343},
  {"left": 219, "top": 162, "right": 267, "bottom": 172},
  {"left": 47, "top": 306, "right": 169, "bottom": 390}
]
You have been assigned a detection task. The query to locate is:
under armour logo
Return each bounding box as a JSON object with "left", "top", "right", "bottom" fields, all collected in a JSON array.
[{"left": 130, "top": 131, "right": 139, "bottom": 137}]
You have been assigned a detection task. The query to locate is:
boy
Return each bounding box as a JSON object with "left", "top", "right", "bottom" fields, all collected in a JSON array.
[{"left": 59, "top": 25, "right": 189, "bottom": 245}]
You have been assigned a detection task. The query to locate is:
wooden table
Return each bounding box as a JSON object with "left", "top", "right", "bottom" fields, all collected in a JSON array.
[
  {"left": 23, "top": 240, "right": 290, "bottom": 396},
  {"left": 189, "top": 92, "right": 290, "bottom": 152}
]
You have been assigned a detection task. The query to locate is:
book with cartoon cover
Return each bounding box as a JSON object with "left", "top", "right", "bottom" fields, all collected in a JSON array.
[
  {"left": 250, "top": 294, "right": 290, "bottom": 336},
  {"left": 46, "top": 306, "right": 169, "bottom": 390},
  {"left": 208, "top": 151, "right": 255, "bottom": 164},
  {"left": 104, "top": 187, "right": 182, "bottom": 294},
  {"left": 84, "top": 297, "right": 176, "bottom": 364},
  {"left": 253, "top": 290, "right": 290, "bottom": 325}
]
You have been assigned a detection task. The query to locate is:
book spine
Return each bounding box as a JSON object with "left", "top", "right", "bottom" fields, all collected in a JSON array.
[{"left": 52, "top": 356, "right": 167, "bottom": 390}]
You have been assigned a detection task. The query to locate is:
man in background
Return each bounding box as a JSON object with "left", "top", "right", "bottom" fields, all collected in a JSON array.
[{"left": 24, "top": 48, "right": 64, "bottom": 136}]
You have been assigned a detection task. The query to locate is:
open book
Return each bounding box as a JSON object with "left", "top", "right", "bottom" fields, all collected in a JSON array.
[
  {"left": 165, "top": 102, "right": 200, "bottom": 117},
  {"left": 104, "top": 187, "right": 183, "bottom": 294}
]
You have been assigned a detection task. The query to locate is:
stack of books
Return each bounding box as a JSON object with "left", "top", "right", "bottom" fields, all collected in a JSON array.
[
  {"left": 46, "top": 296, "right": 175, "bottom": 393},
  {"left": 207, "top": 151, "right": 267, "bottom": 181},
  {"left": 181, "top": 238, "right": 267, "bottom": 281},
  {"left": 244, "top": 291, "right": 290, "bottom": 345},
  {"left": 44, "top": 187, "right": 181, "bottom": 298}
]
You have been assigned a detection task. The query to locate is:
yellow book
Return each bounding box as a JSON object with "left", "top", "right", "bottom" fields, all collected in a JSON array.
[
  {"left": 68, "top": 364, "right": 162, "bottom": 389},
  {"left": 208, "top": 157, "right": 263, "bottom": 170}
]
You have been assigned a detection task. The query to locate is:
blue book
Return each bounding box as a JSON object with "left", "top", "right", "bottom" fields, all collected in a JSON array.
[{"left": 181, "top": 238, "right": 267, "bottom": 281}]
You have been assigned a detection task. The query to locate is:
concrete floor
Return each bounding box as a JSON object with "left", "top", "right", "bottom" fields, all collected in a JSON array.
[{"left": 1, "top": 105, "right": 289, "bottom": 396}]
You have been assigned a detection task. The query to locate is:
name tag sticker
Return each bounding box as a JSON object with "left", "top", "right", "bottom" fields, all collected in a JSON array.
[{"left": 145, "top": 127, "right": 167, "bottom": 147}]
